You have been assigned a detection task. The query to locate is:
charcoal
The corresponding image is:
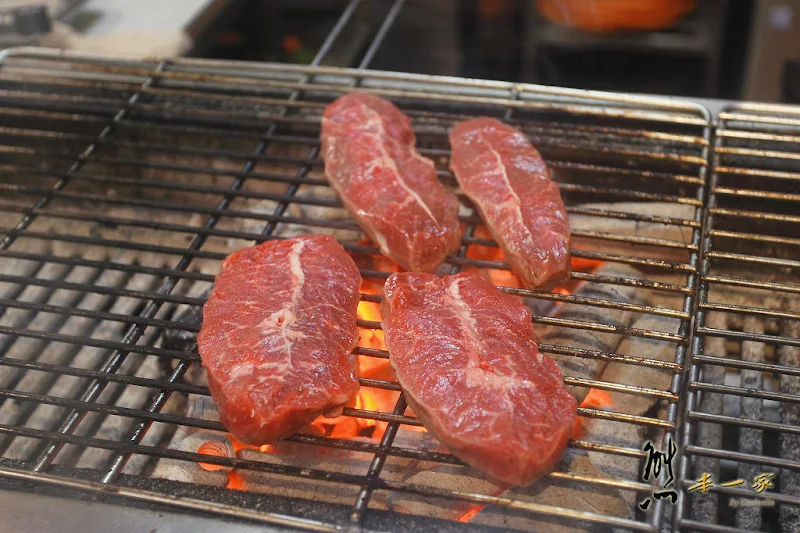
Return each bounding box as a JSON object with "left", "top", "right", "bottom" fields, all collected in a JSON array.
[
  {"left": 778, "top": 314, "right": 800, "bottom": 533},
  {"left": 541, "top": 263, "right": 647, "bottom": 403},
  {"left": 583, "top": 416, "right": 645, "bottom": 508},
  {"left": 275, "top": 185, "right": 362, "bottom": 241},
  {"left": 736, "top": 316, "right": 765, "bottom": 530},
  {"left": 161, "top": 296, "right": 205, "bottom": 353},
  {"left": 384, "top": 466, "right": 506, "bottom": 521},
  {"left": 569, "top": 201, "right": 697, "bottom": 264},
  {"left": 691, "top": 312, "right": 728, "bottom": 523},
  {"left": 384, "top": 455, "right": 631, "bottom": 533},
  {"left": 600, "top": 313, "right": 679, "bottom": 416},
  {"left": 499, "top": 449, "right": 634, "bottom": 533},
  {"left": 151, "top": 429, "right": 232, "bottom": 487}
]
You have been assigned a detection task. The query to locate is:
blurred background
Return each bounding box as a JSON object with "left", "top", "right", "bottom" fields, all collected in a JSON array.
[{"left": 1, "top": 0, "right": 799, "bottom": 103}]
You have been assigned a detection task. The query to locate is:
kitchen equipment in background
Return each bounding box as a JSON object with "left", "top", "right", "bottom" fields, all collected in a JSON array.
[
  {"left": 536, "top": 0, "right": 697, "bottom": 32},
  {"left": 743, "top": 0, "right": 800, "bottom": 102},
  {"left": 0, "top": 1, "right": 83, "bottom": 48},
  {"left": 523, "top": 0, "right": 728, "bottom": 96}
]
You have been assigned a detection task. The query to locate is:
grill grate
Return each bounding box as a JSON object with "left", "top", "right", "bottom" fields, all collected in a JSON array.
[
  {"left": 678, "top": 103, "right": 800, "bottom": 533},
  {"left": 0, "top": 6, "right": 716, "bottom": 533}
]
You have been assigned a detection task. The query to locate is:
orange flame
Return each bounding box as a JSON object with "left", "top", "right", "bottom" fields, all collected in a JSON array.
[
  {"left": 357, "top": 299, "right": 386, "bottom": 350},
  {"left": 226, "top": 470, "right": 248, "bottom": 491},
  {"left": 464, "top": 226, "right": 599, "bottom": 294},
  {"left": 572, "top": 388, "right": 614, "bottom": 440},
  {"left": 581, "top": 388, "right": 613, "bottom": 410},
  {"left": 455, "top": 484, "right": 509, "bottom": 523}
]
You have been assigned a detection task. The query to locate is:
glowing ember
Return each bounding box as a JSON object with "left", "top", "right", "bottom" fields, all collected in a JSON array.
[
  {"left": 571, "top": 257, "right": 605, "bottom": 272},
  {"left": 464, "top": 227, "right": 524, "bottom": 288},
  {"left": 581, "top": 388, "right": 613, "bottom": 411},
  {"left": 197, "top": 439, "right": 233, "bottom": 472},
  {"left": 455, "top": 484, "right": 509, "bottom": 523},
  {"left": 226, "top": 470, "right": 248, "bottom": 491},
  {"left": 197, "top": 436, "right": 253, "bottom": 489},
  {"left": 228, "top": 435, "right": 252, "bottom": 454},
  {"left": 572, "top": 388, "right": 614, "bottom": 440}
]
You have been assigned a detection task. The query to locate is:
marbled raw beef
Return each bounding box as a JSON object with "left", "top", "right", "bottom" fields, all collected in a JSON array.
[
  {"left": 198, "top": 235, "right": 361, "bottom": 445},
  {"left": 449, "top": 117, "right": 571, "bottom": 290},
  {"left": 322, "top": 92, "right": 461, "bottom": 272},
  {"left": 382, "top": 271, "right": 577, "bottom": 485}
]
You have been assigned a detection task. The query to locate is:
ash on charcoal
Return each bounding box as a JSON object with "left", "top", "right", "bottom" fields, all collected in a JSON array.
[
  {"left": 50, "top": 270, "right": 174, "bottom": 469},
  {"left": 778, "top": 312, "right": 800, "bottom": 533},
  {"left": 275, "top": 185, "right": 363, "bottom": 242},
  {"left": 581, "top": 416, "right": 645, "bottom": 507},
  {"left": 0, "top": 260, "right": 96, "bottom": 460},
  {"left": 569, "top": 201, "right": 697, "bottom": 264},
  {"left": 491, "top": 449, "right": 634, "bottom": 533},
  {"left": 541, "top": 262, "right": 648, "bottom": 403},
  {"left": 72, "top": 126, "right": 298, "bottom": 206},
  {"left": 152, "top": 429, "right": 230, "bottom": 487},
  {"left": 384, "top": 465, "right": 506, "bottom": 521},
  {"left": 384, "top": 452, "right": 633, "bottom": 533},
  {"left": 380, "top": 407, "right": 640, "bottom": 531},
  {"left": 154, "top": 423, "right": 370, "bottom": 507},
  {"left": 154, "top": 393, "right": 409, "bottom": 507},
  {"left": 736, "top": 316, "right": 766, "bottom": 531},
  {"left": 234, "top": 445, "right": 369, "bottom": 506},
  {"left": 600, "top": 313, "right": 679, "bottom": 416},
  {"left": 690, "top": 312, "right": 728, "bottom": 523},
  {"left": 0, "top": 258, "right": 173, "bottom": 465}
]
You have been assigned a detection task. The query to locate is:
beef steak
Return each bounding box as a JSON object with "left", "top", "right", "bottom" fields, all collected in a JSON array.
[
  {"left": 198, "top": 235, "right": 361, "bottom": 445},
  {"left": 449, "top": 117, "right": 571, "bottom": 290},
  {"left": 382, "top": 271, "right": 577, "bottom": 485},
  {"left": 321, "top": 92, "right": 461, "bottom": 272}
]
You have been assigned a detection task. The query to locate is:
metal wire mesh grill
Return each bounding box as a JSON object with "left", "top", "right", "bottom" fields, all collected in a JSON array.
[
  {"left": 0, "top": 39, "right": 711, "bottom": 533},
  {"left": 678, "top": 103, "right": 800, "bottom": 532}
]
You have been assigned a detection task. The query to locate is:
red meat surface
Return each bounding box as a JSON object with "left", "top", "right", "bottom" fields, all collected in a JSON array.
[
  {"left": 449, "top": 117, "right": 571, "bottom": 290},
  {"left": 382, "top": 271, "right": 577, "bottom": 486},
  {"left": 197, "top": 235, "right": 361, "bottom": 445},
  {"left": 321, "top": 92, "right": 461, "bottom": 272}
]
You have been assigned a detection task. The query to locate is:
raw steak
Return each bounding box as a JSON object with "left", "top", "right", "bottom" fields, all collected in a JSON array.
[
  {"left": 198, "top": 235, "right": 361, "bottom": 445},
  {"left": 449, "top": 117, "right": 571, "bottom": 290},
  {"left": 321, "top": 92, "right": 461, "bottom": 272},
  {"left": 382, "top": 271, "right": 577, "bottom": 485}
]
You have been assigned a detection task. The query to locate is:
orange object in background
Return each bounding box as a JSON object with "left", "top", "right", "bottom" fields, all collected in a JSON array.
[{"left": 536, "top": 0, "right": 696, "bottom": 32}]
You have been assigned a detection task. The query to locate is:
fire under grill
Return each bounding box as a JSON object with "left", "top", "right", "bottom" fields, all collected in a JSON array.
[{"left": 0, "top": 5, "right": 793, "bottom": 532}]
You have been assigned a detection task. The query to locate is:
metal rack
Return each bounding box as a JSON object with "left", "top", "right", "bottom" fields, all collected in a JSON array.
[
  {"left": 0, "top": 1, "right": 755, "bottom": 531},
  {"left": 678, "top": 103, "right": 800, "bottom": 532}
]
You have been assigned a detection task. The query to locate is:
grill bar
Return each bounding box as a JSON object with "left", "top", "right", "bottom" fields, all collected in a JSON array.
[
  {"left": 94, "top": 0, "right": 370, "bottom": 487},
  {"left": 0, "top": 3, "right": 711, "bottom": 530},
  {"left": 677, "top": 102, "right": 800, "bottom": 531}
]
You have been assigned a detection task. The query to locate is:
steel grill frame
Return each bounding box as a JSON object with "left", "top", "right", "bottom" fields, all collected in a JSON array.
[
  {"left": 677, "top": 102, "right": 800, "bottom": 533},
  {"left": 0, "top": 3, "right": 720, "bottom": 532}
]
